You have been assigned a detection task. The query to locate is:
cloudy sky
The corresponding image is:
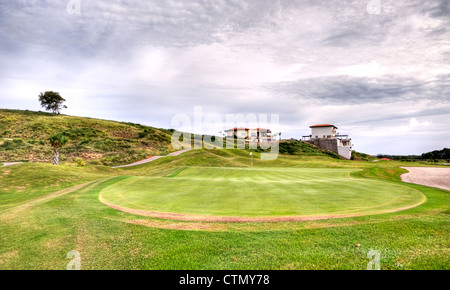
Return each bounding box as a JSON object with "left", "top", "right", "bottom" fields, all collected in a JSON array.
[{"left": 1, "top": 0, "right": 449, "bottom": 155}]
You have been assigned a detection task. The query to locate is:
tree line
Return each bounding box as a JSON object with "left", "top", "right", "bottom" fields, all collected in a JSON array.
[{"left": 377, "top": 148, "right": 450, "bottom": 162}]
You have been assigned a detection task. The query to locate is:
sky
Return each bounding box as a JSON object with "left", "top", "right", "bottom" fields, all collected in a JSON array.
[{"left": 0, "top": 0, "right": 449, "bottom": 155}]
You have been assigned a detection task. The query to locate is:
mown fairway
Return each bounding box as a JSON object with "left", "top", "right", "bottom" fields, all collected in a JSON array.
[
  {"left": 99, "top": 167, "right": 426, "bottom": 218},
  {"left": 0, "top": 149, "right": 449, "bottom": 270}
]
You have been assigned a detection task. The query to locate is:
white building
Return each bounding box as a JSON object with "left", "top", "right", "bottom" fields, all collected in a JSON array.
[
  {"left": 225, "top": 128, "right": 272, "bottom": 142},
  {"left": 310, "top": 124, "right": 338, "bottom": 139},
  {"left": 303, "top": 124, "right": 353, "bottom": 159}
]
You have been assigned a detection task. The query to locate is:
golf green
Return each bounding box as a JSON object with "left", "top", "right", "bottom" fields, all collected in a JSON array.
[{"left": 99, "top": 167, "right": 426, "bottom": 220}]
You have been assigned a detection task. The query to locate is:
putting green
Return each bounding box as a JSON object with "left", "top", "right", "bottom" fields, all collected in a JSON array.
[{"left": 99, "top": 167, "right": 426, "bottom": 221}]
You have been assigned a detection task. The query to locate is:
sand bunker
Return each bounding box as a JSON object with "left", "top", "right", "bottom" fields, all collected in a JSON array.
[{"left": 401, "top": 167, "right": 450, "bottom": 191}]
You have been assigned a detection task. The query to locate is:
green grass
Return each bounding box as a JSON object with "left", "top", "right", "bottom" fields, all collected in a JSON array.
[
  {"left": 0, "top": 148, "right": 448, "bottom": 270},
  {"left": 99, "top": 167, "right": 426, "bottom": 218},
  {"left": 0, "top": 107, "right": 448, "bottom": 270},
  {"left": 0, "top": 163, "right": 116, "bottom": 211},
  {"left": 0, "top": 109, "right": 175, "bottom": 165}
]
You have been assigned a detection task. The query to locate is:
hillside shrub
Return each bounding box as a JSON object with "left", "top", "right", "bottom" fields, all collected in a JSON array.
[
  {"left": 80, "top": 138, "right": 92, "bottom": 145},
  {"left": 13, "top": 138, "right": 24, "bottom": 145},
  {"left": 76, "top": 158, "right": 85, "bottom": 167},
  {"left": 61, "top": 127, "right": 107, "bottom": 140},
  {"left": 2, "top": 140, "right": 14, "bottom": 150},
  {"left": 94, "top": 138, "right": 132, "bottom": 152},
  {"left": 2, "top": 139, "right": 26, "bottom": 150}
]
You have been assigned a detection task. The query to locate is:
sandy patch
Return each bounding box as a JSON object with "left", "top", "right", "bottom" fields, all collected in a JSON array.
[{"left": 401, "top": 167, "right": 450, "bottom": 191}]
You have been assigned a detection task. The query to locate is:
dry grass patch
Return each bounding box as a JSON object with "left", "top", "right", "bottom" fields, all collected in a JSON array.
[
  {"left": 0, "top": 250, "right": 19, "bottom": 266},
  {"left": 126, "top": 219, "right": 230, "bottom": 232}
]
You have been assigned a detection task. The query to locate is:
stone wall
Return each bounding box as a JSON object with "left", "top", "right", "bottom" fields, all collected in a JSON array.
[
  {"left": 308, "top": 139, "right": 339, "bottom": 154},
  {"left": 307, "top": 138, "right": 352, "bottom": 159}
]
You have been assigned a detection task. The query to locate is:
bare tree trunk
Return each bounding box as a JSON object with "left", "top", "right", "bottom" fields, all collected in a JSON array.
[{"left": 53, "top": 148, "right": 60, "bottom": 165}]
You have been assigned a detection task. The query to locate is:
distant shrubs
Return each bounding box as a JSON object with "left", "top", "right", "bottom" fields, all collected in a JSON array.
[
  {"left": 1, "top": 139, "right": 25, "bottom": 150},
  {"left": 27, "top": 122, "right": 51, "bottom": 134},
  {"left": 2, "top": 140, "right": 14, "bottom": 150},
  {"left": 138, "top": 129, "right": 150, "bottom": 138},
  {"left": 94, "top": 138, "right": 133, "bottom": 152},
  {"left": 351, "top": 151, "right": 375, "bottom": 161},
  {"left": 138, "top": 127, "right": 171, "bottom": 142},
  {"left": 26, "top": 139, "right": 45, "bottom": 145},
  {"left": 100, "top": 150, "right": 146, "bottom": 166},
  {"left": 422, "top": 148, "right": 450, "bottom": 160},
  {"left": 278, "top": 140, "right": 329, "bottom": 156},
  {"left": 79, "top": 138, "right": 92, "bottom": 145},
  {"left": 61, "top": 127, "right": 107, "bottom": 140}
]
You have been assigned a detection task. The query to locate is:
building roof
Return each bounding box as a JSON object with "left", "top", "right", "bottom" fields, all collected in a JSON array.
[
  {"left": 309, "top": 124, "right": 338, "bottom": 129},
  {"left": 226, "top": 128, "right": 272, "bottom": 132},
  {"left": 225, "top": 127, "right": 248, "bottom": 131}
]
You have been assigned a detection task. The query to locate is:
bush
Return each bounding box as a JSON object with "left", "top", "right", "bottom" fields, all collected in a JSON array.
[
  {"left": 1, "top": 139, "right": 25, "bottom": 150},
  {"left": 80, "top": 138, "right": 92, "bottom": 145},
  {"left": 138, "top": 129, "right": 150, "bottom": 138},
  {"left": 13, "top": 138, "right": 24, "bottom": 145},
  {"left": 2, "top": 140, "right": 14, "bottom": 150},
  {"left": 76, "top": 158, "right": 85, "bottom": 167}
]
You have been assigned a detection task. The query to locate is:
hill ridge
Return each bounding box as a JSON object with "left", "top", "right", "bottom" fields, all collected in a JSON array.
[{"left": 0, "top": 108, "right": 175, "bottom": 166}]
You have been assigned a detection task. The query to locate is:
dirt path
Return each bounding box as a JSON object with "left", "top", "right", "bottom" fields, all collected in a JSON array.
[
  {"left": 401, "top": 167, "right": 450, "bottom": 191},
  {"left": 1, "top": 162, "right": 22, "bottom": 167},
  {"left": 111, "top": 148, "right": 191, "bottom": 168},
  {"left": 0, "top": 179, "right": 105, "bottom": 220}
]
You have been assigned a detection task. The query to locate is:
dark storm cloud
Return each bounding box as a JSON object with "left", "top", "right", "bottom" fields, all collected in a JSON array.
[
  {"left": 270, "top": 74, "right": 450, "bottom": 105},
  {"left": 423, "top": 0, "right": 450, "bottom": 18}
]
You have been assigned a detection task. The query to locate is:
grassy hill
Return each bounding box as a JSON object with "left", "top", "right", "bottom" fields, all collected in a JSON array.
[
  {"left": 0, "top": 109, "right": 175, "bottom": 166},
  {"left": 0, "top": 112, "right": 448, "bottom": 269},
  {"left": 0, "top": 109, "right": 345, "bottom": 166}
]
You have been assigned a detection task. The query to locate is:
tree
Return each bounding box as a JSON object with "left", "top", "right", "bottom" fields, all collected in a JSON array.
[
  {"left": 49, "top": 133, "right": 69, "bottom": 165},
  {"left": 38, "top": 91, "right": 67, "bottom": 114}
]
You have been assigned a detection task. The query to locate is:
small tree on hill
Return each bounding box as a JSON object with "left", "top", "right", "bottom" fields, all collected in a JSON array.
[
  {"left": 49, "top": 133, "right": 69, "bottom": 165},
  {"left": 39, "top": 91, "right": 67, "bottom": 115}
]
